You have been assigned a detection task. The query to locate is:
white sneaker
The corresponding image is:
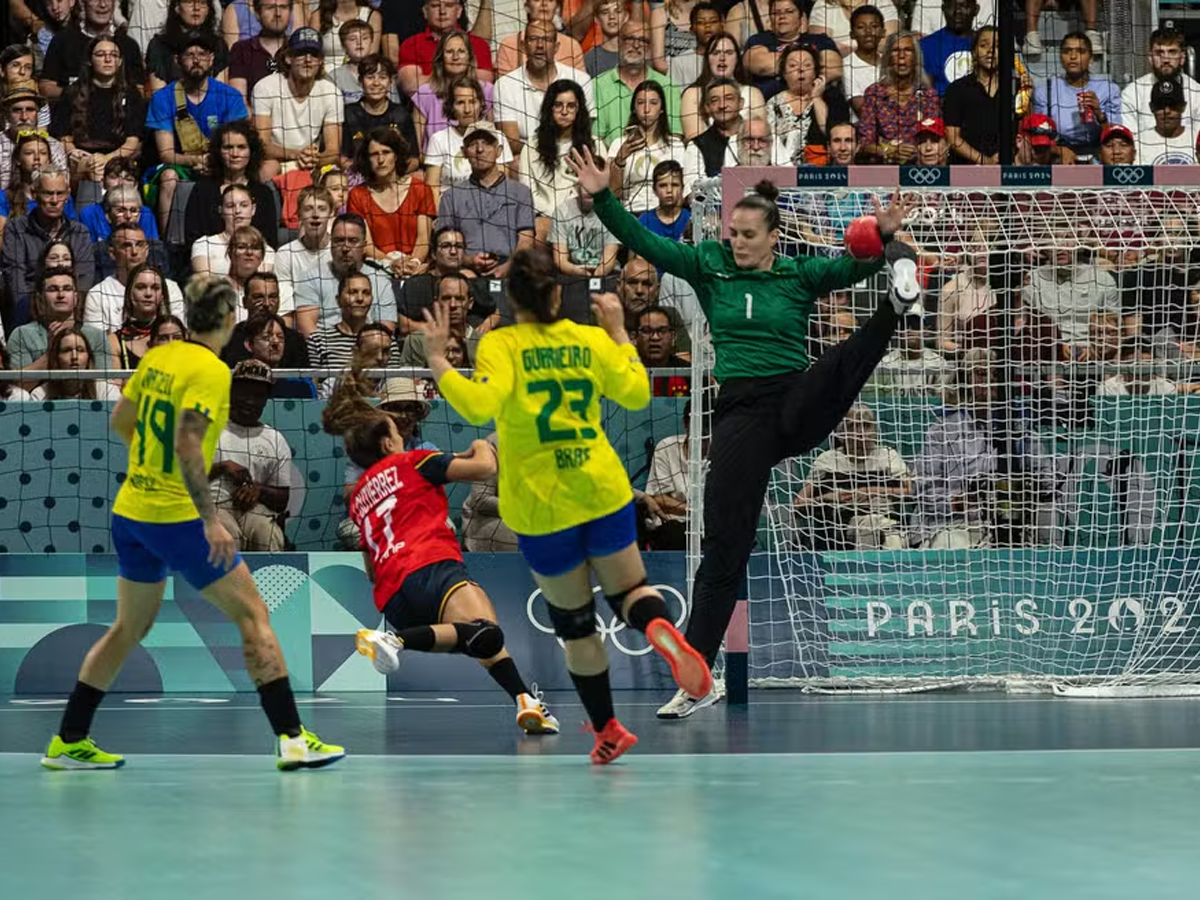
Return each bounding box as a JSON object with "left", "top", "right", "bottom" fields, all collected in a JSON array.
[
  {"left": 1023, "top": 31, "right": 1044, "bottom": 58},
  {"left": 886, "top": 241, "right": 922, "bottom": 316},
  {"left": 516, "top": 687, "right": 560, "bottom": 734},
  {"left": 355, "top": 628, "right": 402, "bottom": 674},
  {"left": 1085, "top": 29, "right": 1104, "bottom": 56},
  {"left": 656, "top": 679, "right": 726, "bottom": 719}
]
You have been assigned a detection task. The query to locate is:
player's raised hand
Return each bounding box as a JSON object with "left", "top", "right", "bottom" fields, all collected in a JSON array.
[
  {"left": 567, "top": 146, "right": 608, "bottom": 196},
  {"left": 872, "top": 188, "right": 912, "bottom": 238},
  {"left": 422, "top": 301, "right": 452, "bottom": 361},
  {"left": 204, "top": 518, "right": 238, "bottom": 571},
  {"left": 591, "top": 292, "right": 629, "bottom": 343}
]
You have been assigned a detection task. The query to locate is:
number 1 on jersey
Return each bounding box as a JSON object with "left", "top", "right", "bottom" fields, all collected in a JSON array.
[{"left": 745, "top": 292, "right": 753, "bottom": 319}]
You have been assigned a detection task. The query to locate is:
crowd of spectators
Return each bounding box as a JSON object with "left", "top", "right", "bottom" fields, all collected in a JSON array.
[{"left": 0, "top": 0, "right": 1189, "bottom": 553}]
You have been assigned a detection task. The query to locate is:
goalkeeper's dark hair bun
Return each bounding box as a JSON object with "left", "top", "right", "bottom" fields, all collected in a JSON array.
[
  {"left": 733, "top": 180, "right": 782, "bottom": 232},
  {"left": 507, "top": 246, "right": 560, "bottom": 324},
  {"left": 752, "top": 179, "right": 780, "bottom": 203}
]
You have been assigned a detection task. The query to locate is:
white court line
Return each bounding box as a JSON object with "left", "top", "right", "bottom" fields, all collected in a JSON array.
[{"left": 3, "top": 748, "right": 1200, "bottom": 760}]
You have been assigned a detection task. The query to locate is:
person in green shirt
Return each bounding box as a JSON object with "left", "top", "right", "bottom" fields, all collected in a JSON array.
[
  {"left": 569, "top": 146, "right": 922, "bottom": 719},
  {"left": 592, "top": 18, "right": 683, "bottom": 144}
]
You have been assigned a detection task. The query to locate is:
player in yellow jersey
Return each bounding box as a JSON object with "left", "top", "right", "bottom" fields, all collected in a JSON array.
[
  {"left": 423, "top": 247, "right": 712, "bottom": 765},
  {"left": 41, "top": 277, "right": 345, "bottom": 771}
]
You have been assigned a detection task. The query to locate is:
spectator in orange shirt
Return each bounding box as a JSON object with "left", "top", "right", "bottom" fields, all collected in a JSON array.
[{"left": 496, "top": 0, "right": 587, "bottom": 76}]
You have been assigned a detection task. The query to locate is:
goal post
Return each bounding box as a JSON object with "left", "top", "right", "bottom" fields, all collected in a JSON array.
[{"left": 687, "top": 165, "right": 1200, "bottom": 699}]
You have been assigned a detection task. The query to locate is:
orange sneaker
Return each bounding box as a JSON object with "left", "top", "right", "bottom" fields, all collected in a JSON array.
[
  {"left": 588, "top": 719, "right": 638, "bottom": 765},
  {"left": 645, "top": 618, "right": 713, "bottom": 699}
]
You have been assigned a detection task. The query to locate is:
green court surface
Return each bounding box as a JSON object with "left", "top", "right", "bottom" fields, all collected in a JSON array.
[{"left": 5, "top": 743, "right": 1200, "bottom": 899}]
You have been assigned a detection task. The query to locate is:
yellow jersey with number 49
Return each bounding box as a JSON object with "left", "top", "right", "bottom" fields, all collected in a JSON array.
[
  {"left": 437, "top": 320, "right": 650, "bottom": 536},
  {"left": 111, "top": 341, "right": 232, "bottom": 524}
]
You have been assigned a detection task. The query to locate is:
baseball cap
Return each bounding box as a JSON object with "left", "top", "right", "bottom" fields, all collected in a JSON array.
[
  {"left": 179, "top": 29, "right": 219, "bottom": 54},
  {"left": 1019, "top": 113, "right": 1058, "bottom": 147},
  {"left": 2, "top": 82, "right": 46, "bottom": 108},
  {"left": 231, "top": 359, "right": 275, "bottom": 385},
  {"left": 1151, "top": 77, "right": 1186, "bottom": 110},
  {"left": 378, "top": 378, "right": 430, "bottom": 414},
  {"left": 462, "top": 121, "right": 503, "bottom": 145},
  {"left": 1100, "top": 124, "right": 1134, "bottom": 144},
  {"left": 915, "top": 117, "right": 945, "bottom": 140},
  {"left": 288, "top": 27, "right": 323, "bottom": 54}
]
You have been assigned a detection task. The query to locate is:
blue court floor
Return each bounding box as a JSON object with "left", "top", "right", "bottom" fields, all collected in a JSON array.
[{"left": 3, "top": 692, "right": 1200, "bottom": 900}]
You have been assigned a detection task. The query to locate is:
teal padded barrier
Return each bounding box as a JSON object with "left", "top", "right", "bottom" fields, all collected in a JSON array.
[{"left": 0, "top": 397, "right": 688, "bottom": 553}]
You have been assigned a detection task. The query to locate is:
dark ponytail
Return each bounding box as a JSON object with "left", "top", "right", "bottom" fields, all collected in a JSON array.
[
  {"left": 184, "top": 276, "right": 238, "bottom": 335},
  {"left": 506, "top": 246, "right": 559, "bottom": 324},
  {"left": 733, "top": 179, "right": 782, "bottom": 232}
]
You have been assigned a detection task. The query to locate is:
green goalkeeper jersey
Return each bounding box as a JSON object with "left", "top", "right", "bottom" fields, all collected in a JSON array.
[{"left": 594, "top": 188, "right": 886, "bottom": 382}]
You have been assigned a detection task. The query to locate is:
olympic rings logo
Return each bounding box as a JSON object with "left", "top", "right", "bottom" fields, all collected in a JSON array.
[
  {"left": 1108, "top": 165, "right": 1149, "bottom": 186},
  {"left": 905, "top": 167, "right": 945, "bottom": 187},
  {"left": 526, "top": 584, "right": 689, "bottom": 656}
]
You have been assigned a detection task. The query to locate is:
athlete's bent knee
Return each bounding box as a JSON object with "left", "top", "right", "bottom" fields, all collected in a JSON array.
[
  {"left": 454, "top": 619, "right": 505, "bottom": 659},
  {"left": 603, "top": 577, "right": 650, "bottom": 618},
  {"left": 547, "top": 598, "right": 598, "bottom": 640}
]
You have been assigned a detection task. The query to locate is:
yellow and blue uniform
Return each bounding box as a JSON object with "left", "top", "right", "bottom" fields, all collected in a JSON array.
[
  {"left": 111, "top": 341, "right": 240, "bottom": 588},
  {"left": 438, "top": 319, "right": 650, "bottom": 576}
]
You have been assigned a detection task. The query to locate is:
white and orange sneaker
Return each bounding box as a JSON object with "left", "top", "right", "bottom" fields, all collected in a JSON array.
[
  {"left": 516, "top": 689, "right": 560, "bottom": 734},
  {"left": 355, "top": 629, "right": 402, "bottom": 675},
  {"left": 645, "top": 618, "right": 713, "bottom": 700}
]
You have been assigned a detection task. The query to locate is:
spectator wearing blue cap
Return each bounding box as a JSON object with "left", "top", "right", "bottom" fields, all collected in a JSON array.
[{"left": 253, "top": 26, "right": 345, "bottom": 179}]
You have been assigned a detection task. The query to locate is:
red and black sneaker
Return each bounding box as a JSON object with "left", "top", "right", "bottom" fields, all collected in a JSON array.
[{"left": 588, "top": 719, "right": 638, "bottom": 765}]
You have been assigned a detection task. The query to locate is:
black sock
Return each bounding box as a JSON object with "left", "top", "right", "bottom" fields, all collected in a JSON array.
[
  {"left": 257, "top": 677, "right": 302, "bottom": 738},
  {"left": 59, "top": 681, "right": 106, "bottom": 743},
  {"left": 395, "top": 626, "right": 437, "bottom": 653},
  {"left": 625, "top": 593, "right": 669, "bottom": 633},
  {"left": 569, "top": 669, "right": 615, "bottom": 731},
  {"left": 485, "top": 657, "right": 530, "bottom": 701}
]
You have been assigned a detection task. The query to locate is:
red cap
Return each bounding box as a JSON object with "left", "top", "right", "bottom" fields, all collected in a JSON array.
[
  {"left": 915, "top": 117, "right": 945, "bottom": 139},
  {"left": 1100, "top": 124, "right": 1134, "bottom": 144},
  {"left": 1020, "top": 113, "right": 1058, "bottom": 147}
]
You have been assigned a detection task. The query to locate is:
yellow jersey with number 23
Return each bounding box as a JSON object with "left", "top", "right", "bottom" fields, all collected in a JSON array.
[
  {"left": 438, "top": 319, "right": 650, "bottom": 536},
  {"left": 111, "top": 341, "right": 232, "bottom": 525}
]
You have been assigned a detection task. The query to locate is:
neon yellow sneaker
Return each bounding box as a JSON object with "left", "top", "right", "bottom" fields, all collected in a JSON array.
[
  {"left": 41, "top": 735, "right": 125, "bottom": 770},
  {"left": 276, "top": 727, "right": 346, "bottom": 771}
]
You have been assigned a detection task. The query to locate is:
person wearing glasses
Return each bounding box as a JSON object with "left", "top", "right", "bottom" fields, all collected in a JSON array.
[
  {"left": 49, "top": 36, "right": 145, "bottom": 185},
  {"left": 38, "top": 0, "right": 146, "bottom": 101},
  {"left": 734, "top": 116, "right": 778, "bottom": 166},
  {"left": 145, "top": 30, "right": 249, "bottom": 233},
  {"left": 146, "top": 0, "right": 231, "bottom": 91},
  {"left": 593, "top": 19, "right": 683, "bottom": 145},
  {"left": 633, "top": 305, "right": 690, "bottom": 371},
  {"left": 0, "top": 165, "right": 95, "bottom": 327},
  {"left": 397, "top": 226, "right": 497, "bottom": 333},
  {"left": 78, "top": 159, "right": 162, "bottom": 244}
]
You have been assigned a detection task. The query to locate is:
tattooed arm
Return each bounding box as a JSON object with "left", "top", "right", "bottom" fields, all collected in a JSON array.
[{"left": 177, "top": 408, "right": 238, "bottom": 569}]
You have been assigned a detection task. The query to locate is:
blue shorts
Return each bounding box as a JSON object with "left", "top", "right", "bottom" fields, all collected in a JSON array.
[
  {"left": 383, "top": 559, "right": 473, "bottom": 631},
  {"left": 111, "top": 514, "right": 243, "bottom": 591},
  {"left": 517, "top": 502, "right": 638, "bottom": 578}
]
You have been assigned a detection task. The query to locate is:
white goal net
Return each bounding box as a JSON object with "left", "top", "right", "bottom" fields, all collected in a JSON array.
[{"left": 687, "top": 172, "right": 1200, "bottom": 697}]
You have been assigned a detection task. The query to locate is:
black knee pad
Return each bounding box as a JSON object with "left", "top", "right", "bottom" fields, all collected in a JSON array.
[
  {"left": 453, "top": 619, "right": 505, "bottom": 659},
  {"left": 603, "top": 577, "right": 648, "bottom": 618},
  {"left": 547, "top": 598, "right": 598, "bottom": 641}
]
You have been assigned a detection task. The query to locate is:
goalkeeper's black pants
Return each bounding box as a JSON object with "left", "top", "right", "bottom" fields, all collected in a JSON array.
[{"left": 686, "top": 300, "right": 902, "bottom": 668}]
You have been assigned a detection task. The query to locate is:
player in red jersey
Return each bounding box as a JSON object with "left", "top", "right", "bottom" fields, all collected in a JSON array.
[{"left": 323, "top": 369, "right": 559, "bottom": 734}]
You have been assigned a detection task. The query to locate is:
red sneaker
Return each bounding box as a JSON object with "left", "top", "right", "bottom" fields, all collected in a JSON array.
[
  {"left": 645, "top": 618, "right": 713, "bottom": 699},
  {"left": 588, "top": 719, "right": 638, "bottom": 765}
]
